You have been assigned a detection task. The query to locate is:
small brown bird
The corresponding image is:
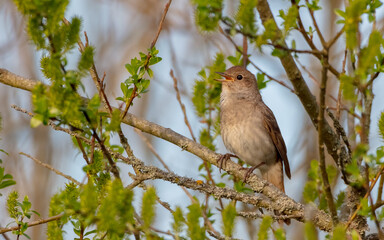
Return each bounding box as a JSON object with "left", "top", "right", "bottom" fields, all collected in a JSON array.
[{"left": 216, "top": 66, "right": 291, "bottom": 192}]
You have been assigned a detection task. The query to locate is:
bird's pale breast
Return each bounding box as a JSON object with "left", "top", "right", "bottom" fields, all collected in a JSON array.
[{"left": 220, "top": 100, "right": 277, "bottom": 170}]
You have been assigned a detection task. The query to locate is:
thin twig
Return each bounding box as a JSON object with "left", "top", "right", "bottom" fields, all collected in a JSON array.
[
  {"left": 134, "top": 129, "right": 171, "bottom": 172},
  {"left": 376, "top": 172, "right": 384, "bottom": 204},
  {"left": 134, "top": 128, "right": 196, "bottom": 201},
  {"left": 170, "top": 70, "right": 196, "bottom": 141},
  {"left": 326, "top": 108, "right": 352, "bottom": 155},
  {"left": 267, "top": 43, "right": 322, "bottom": 55},
  {"left": 305, "top": 0, "right": 326, "bottom": 47},
  {"left": 318, "top": 51, "right": 338, "bottom": 224},
  {"left": 346, "top": 165, "right": 384, "bottom": 229},
  {"left": 3, "top": 75, "right": 334, "bottom": 231},
  {"left": 238, "top": 211, "right": 302, "bottom": 221},
  {"left": 327, "top": 27, "right": 345, "bottom": 48},
  {"left": 242, "top": 35, "right": 248, "bottom": 67},
  {"left": 121, "top": 0, "right": 173, "bottom": 119},
  {"left": 0, "top": 214, "right": 64, "bottom": 234},
  {"left": 337, "top": 49, "right": 348, "bottom": 119},
  {"left": 365, "top": 166, "right": 384, "bottom": 238},
  {"left": 20, "top": 152, "right": 81, "bottom": 185},
  {"left": 75, "top": 137, "right": 90, "bottom": 164},
  {"left": 296, "top": 59, "right": 360, "bottom": 119},
  {"left": 218, "top": 26, "right": 296, "bottom": 94}
]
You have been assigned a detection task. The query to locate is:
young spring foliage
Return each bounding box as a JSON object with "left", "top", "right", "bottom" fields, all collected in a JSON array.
[
  {"left": 186, "top": 202, "right": 206, "bottom": 240},
  {"left": 7, "top": 192, "right": 39, "bottom": 239},
  {"left": 192, "top": 53, "right": 226, "bottom": 151},
  {"left": 221, "top": 201, "right": 236, "bottom": 237},
  {"left": 191, "top": 0, "right": 223, "bottom": 31},
  {"left": 117, "top": 47, "right": 162, "bottom": 106},
  {"left": 47, "top": 180, "right": 137, "bottom": 239},
  {"left": 0, "top": 161, "right": 16, "bottom": 197}
]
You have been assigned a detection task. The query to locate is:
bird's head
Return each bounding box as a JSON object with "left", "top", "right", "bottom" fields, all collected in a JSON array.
[{"left": 215, "top": 66, "right": 259, "bottom": 96}]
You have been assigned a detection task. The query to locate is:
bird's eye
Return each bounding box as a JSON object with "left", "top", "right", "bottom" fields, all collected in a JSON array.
[{"left": 236, "top": 75, "right": 243, "bottom": 80}]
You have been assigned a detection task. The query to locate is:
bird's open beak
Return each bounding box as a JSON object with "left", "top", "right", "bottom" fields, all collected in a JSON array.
[{"left": 215, "top": 72, "right": 234, "bottom": 82}]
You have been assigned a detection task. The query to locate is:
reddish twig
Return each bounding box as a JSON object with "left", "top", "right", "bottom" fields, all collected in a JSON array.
[
  {"left": 242, "top": 35, "right": 248, "bottom": 67},
  {"left": 346, "top": 165, "right": 384, "bottom": 229},
  {"left": 305, "top": 0, "right": 326, "bottom": 47},
  {"left": 121, "top": 0, "right": 173, "bottom": 119},
  {"left": 0, "top": 214, "right": 64, "bottom": 234},
  {"left": 318, "top": 51, "right": 338, "bottom": 224},
  {"left": 218, "top": 26, "right": 296, "bottom": 94}
]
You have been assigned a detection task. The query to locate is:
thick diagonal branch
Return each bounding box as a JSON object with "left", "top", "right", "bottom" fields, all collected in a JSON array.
[
  {"left": 256, "top": 0, "right": 351, "bottom": 179},
  {"left": 0, "top": 68, "right": 333, "bottom": 231}
]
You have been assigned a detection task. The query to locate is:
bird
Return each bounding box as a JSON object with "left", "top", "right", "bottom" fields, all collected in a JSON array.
[{"left": 216, "top": 66, "right": 291, "bottom": 192}]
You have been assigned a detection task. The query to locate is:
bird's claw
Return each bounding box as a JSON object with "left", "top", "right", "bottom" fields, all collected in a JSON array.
[
  {"left": 217, "top": 153, "right": 238, "bottom": 173},
  {"left": 241, "top": 162, "right": 265, "bottom": 182}
]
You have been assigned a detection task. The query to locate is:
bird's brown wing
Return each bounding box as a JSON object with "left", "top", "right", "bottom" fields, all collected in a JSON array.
[{"left": 262, "top": 105, "right": 291, "bottom": 179}]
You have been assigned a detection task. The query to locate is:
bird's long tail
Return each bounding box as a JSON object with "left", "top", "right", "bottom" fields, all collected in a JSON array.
[{"left": 261, "top": 160, "right": 285, "bottom": 193}]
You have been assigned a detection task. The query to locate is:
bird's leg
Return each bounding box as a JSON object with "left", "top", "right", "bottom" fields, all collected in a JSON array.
[
  {"left": 242, "top": 162, "right": 265, "bottom": 182},
  {"left": 217, "top": 153, "right": 238, "bottom": 172}
]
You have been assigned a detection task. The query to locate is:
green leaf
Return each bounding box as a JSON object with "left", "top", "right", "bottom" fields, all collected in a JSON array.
[
  {"left": 343, "top": 0, "right": 368, "bottom": 49},
  {"left": 379, "top": 112, "right": 384, "bottom": 141},
  {"left": 192, "top": 80, "right": 207, "bottom": 117},
  {"left": 105, "top": 109, "right": 121, "bottom": 132},
  {"left": 137, "top": 79, "right": 151, "bottom": 94},
  {"left": 340, "top": 74, "right": 357, "bottom": 101},
  {"left": 304, "top": 221, "right": 318, "bottom": 240},
  {"left": 271, "top": 48, "right": 288, "bottom": 57},
  {"left": 274, "top": 228, "right": 286, "bottom": 240},
  {"left": 279, "top": 5, "right": 298, "bottom": 34},
  {"left": 141, "top": 186, "right": 157, "bottom": 230},
  {"left": 30, "top": 115, "right": 43, "bottom": 128},
  {"left": 192, "top": 0, "right": 223, "bottom": 31},
  {"left": 78, "top": 46, "right": 94, "bottom": 72},
  {"left": 236, "top": 0, "right": 257, "bottom": 35},
  {"left": 149, "top": 56, "right": 162, "bottom": 66},
  {"left": 257, "top": 215, "right": 272, "bottom": 240},
  {"left": 257, "top": 73, "right": 269, "bottom": 90},
  {"left": 186, "top": 202, "right": 205, "bottom": 240},
  {"left": 221, "top": 202, "right": 236, "bottom": 237},
  {"left": 172, "top": 207, "right": 185, "bottom": 237},
  {"left": 97, "top": 180, "right": 134, "bottom": 237},
  {"left": 7, "top": 191, "right": 19, "bottom": 219},
  {"left": 331, "top": 225, "right": 346, "bottom": 240}
]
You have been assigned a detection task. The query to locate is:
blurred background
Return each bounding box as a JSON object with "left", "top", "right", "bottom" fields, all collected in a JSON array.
[{"left": 0, "top": 0, "right": 383, "bottom": 239}]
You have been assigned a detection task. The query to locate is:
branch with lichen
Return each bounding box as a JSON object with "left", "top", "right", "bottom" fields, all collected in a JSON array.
[{"left": 0, "top": 68, "right": 333, "bottom": 231}]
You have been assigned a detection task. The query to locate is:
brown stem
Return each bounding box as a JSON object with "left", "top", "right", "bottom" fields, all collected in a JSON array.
[
  {"left": 3, "top": 75, "right": 334, "bottom": 231},
  {"left": 170, "top": 70, "right": 196, "bottom": 141},
  {"left": 219, "top": 27, "right": 296, "bottom": 94},
  {"left": 256, "top": 0, "right": 351, "bottom": 181},
  {"left": 121, "top": 0, "right": 172, "bottom": 119},
  {"left": 346, "top": 165, "right": 384, "bottom": 229},
  {"left": 365, "top": 167, "right": 384, "bottom": 238},
  {"left": 20, "top": 152, "right": 81, "bottom": 185},
  {"left": 0, "top": 214, "right": 64, "bottom": 234},
  {"left": 242, "top": 35, "right": 248, "bottom": 67},
  {"left": 75, "top": 137, "right": 90, "bottom": 164},
  {"left": 360, "top": 89, "right": 374, "bottom": 146},
  {"left": 318, "top": 52, "right": 338, "bottom": 224},
  {"left": 305, "top": 0, "right": 326, "bottom": 47}
]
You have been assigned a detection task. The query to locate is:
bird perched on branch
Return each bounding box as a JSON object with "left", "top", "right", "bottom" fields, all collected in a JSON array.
[{"left": 216, "top": 66, "right": 291, "bottom": 192}]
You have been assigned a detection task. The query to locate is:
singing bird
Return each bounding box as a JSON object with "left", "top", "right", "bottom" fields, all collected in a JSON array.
[{"left": 216, "top": 66, "right": 291, "bottom": 192}]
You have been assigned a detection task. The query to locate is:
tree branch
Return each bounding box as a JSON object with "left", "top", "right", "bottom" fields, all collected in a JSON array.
[
  {"left": 19, "top": 152, "right": 81, "bottom": 185},
  {"left": 1, "top": 68, "right": 333, "bottom": 231},
  {"left": 0, "top": 214, "right": 64, "bottom": 234},
  {"left": 318, "top": 52, "right": 338, "bottom": 223},
  {"left": 256, "top": 0, "right": 351, "bottom": 183}
]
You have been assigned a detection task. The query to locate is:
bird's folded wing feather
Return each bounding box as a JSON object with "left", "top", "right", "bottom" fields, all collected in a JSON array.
[{"left": 262, "top": 106, "right": 291, "bottom": 179}]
